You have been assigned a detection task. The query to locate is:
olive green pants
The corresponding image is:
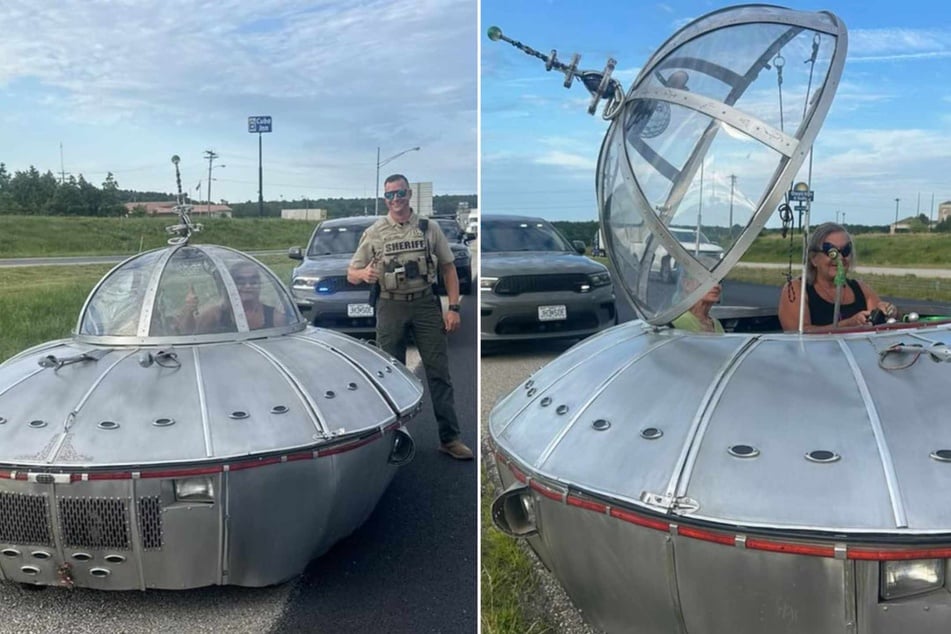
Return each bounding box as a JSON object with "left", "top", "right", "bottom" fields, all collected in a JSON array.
[{"left": 376, "top": 294, "right": 461, "bottom": 444}]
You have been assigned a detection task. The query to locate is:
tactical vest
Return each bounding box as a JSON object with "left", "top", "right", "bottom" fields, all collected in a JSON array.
[{"left": 375, "top": 218, "right": 436, "bottom": 293}]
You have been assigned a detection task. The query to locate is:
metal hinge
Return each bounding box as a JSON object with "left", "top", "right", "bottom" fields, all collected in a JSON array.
[{"left": 639, "top": 491, "right": 700, "bottom": 514}]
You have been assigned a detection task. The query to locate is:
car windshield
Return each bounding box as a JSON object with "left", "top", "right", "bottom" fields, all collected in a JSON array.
[
  {"left": 435, "top": 219, "right": 463, "bottom": 241},
  {"left": 481, "top": 219, "right": 572, "bottom": 253},
  {"left": 307, "top": 224, "right": 368, "bottom": 256},
  {"left": 671, "top": 228, "right": 712, "bottom": 244}
]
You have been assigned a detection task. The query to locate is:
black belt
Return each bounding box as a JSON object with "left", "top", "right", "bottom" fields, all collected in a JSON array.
[{"left": 378, "top": 288, "right": 433, "bottom": 301}]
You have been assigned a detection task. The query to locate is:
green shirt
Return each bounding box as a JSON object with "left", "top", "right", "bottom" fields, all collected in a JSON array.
[{"left": 672, "top": 310, "right": 724, "bottom": 333}]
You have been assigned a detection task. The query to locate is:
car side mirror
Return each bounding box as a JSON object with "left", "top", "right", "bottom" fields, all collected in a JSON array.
[
  {"left": 288, "top": 246, "right": 303, "bottom": 260},
  {"left": 572, "top": 240, "right": 586, "bottom": 255}
]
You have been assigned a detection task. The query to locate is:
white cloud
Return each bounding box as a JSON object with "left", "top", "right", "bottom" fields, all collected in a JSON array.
[
  {"left": 848, "top": 27, "right": 951, "bottom": 62},
  {"left": 0, "top": 0, "right": 477, "bottom": 199},
  {"left": 534, "top": 150, "right": 596, "bottom": 170}
]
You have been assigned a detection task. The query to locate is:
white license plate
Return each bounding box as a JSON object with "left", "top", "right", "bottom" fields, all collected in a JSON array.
[
  {"left": 538, "top": 305, "right": 567, "bottom": 321},
  {"left": 347, "top": 303, "right": 374, "bottom": 318}
]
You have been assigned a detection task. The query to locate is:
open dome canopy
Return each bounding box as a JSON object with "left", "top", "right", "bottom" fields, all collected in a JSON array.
[{"left": 598, "top": 5, "right": 847, "bottom": 324}]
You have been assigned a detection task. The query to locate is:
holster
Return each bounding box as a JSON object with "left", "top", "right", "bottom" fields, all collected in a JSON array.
[{"left": 369, "top": 282, "right": 381, "bottom": 308}]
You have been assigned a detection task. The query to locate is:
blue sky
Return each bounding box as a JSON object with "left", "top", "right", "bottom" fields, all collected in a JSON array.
[
  {"left": 481, "top": 1, "right": 951, "bottom": 226},
  {"left": 0, "top": 1, "right": 476, "bottom": 204}
]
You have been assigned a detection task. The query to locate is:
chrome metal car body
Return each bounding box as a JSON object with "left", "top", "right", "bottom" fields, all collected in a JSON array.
[
  {"left": 0, "top": 237, "right": 423, "bottom": 590},
  {"left": 488, "top": 5, "right": 951, "bottom": 633}
]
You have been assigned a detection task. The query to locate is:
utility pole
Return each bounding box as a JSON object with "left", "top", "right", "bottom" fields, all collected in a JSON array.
[
  {"left": 204, "top": 150, "right": 219, "bottom": 215},
  {"left": 728, "top": 174, "right": 736, "bottom": 241},
  {"left": 375, "top": 145, "right": 421, "bottom": 214},
  {"left": 894, "top": 197, "right": 900, "bottom": 234}
]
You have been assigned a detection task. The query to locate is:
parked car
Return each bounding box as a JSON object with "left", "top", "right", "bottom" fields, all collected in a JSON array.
[
  {"left": 647, "top": 225, "right": 724, "bottom": 283},
  {"left": 480, "top": 214, "right": 616, "bottom": 342},
  {"left": 432, "top": 216, "right": 474, "bottom": 295},
  {"left": 466, "top": 215, "right": 479, "bottom": 237},
  {"left": 288, "top": 216, "right": 378, "bottom": 335}
]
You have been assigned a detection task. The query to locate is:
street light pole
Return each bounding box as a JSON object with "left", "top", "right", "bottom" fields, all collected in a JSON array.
[
  {"left": 203, "top": 150, "right": 220, "bottom": 215},
  {"left": 374, "top": 145, "right": 421, "bottom": 215},
  {"left": 894, "top": 197, "right": 900, "bottom": 234}
]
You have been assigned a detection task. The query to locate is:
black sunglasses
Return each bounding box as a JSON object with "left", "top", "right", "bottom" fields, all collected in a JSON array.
[
  {"left": 234, "top": 275, "right": 261, "bottom": 286},
  {"left": 815, "top": 241, "right": 852, "bottom": 258},
  {"left": 384, "top": 189, "right": 409, "bottom": 201}
]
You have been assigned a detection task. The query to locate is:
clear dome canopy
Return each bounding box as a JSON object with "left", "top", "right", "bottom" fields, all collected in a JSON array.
[
  {"left": 597, "top": 5, "right": 847, "bottom": 325},
  {"left": 77, "top": 245, "right": 304, "bottom": 341}
]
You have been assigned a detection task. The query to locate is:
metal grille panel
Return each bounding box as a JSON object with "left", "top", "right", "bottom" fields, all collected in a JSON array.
[
  {"left": 137, "top": 496, "right": 163, "bottom": 550},
  {"left": 495, "top": 274, "right": 590, "bottom": 295},
  {"left": 59, "top": 497, "right": 130, "bottom": 550},
  {"left": 0, "top": 492, "right": 53, "bottom": 546}
]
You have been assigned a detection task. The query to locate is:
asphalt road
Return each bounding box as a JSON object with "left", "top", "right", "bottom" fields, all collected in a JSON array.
[
  {"left": 274, "top": 294, "right": 479, "bottom": 633},
  {"left": 0, "top": 299, "right": 478, "bottom": 634}
]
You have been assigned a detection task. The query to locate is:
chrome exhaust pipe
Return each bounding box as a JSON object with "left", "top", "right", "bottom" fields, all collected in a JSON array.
[
  {"left": 492, "top": 483, "right": 538, "bottom": 537},
  {"left": 388, "top": 426, "right": 416, "bottom": 466}
]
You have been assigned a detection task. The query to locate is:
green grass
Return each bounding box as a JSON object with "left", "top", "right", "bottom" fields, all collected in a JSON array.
[
  {"left": 481, "top": 464, "right": 553, "bottom": 634},
  {"left": 0, "top": 255, "right": 298, "bottom": 362},
  {"left": 0, "top": 216, "right": 316, "bottom": 257},
  {"left": 740, "top": 232, "right": 951, "bottom": 267}
]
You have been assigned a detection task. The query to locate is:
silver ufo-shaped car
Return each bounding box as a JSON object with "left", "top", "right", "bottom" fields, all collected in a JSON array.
[
  {"left": 490, "top": 5, "right": 951, "bottom": 633},
  {"left": 0, "top": 236, "right": 422, "bottom": 590}
]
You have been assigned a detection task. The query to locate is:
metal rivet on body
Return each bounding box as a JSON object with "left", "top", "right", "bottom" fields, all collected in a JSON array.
[
  {"left": 728, "top": 444, "right": 760, "bottom": 458},
  {"left": 930, "top": 449, "right": 951, "bottom": 462},
  {"left": 805, "top": 450, "right": 840, "bottom": 463}
]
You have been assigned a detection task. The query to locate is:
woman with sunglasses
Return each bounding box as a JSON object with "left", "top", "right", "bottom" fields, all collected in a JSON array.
[{"left": 778, "top": 222, "right": 897, "bottom": 331}]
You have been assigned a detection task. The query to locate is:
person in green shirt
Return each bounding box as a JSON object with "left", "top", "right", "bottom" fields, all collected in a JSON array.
[{"left": 671, "top": 257, "right": 724, "bottom": 334}]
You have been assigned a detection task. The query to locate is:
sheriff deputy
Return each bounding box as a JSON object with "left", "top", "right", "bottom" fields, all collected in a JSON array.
[{"left": 347, "top": 173, "right": 472, "bottom": 460}]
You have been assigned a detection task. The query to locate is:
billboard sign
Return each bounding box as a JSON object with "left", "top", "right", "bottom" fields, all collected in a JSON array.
[{"left": 248, "top": 116, "right": 272, "bottom": 133}]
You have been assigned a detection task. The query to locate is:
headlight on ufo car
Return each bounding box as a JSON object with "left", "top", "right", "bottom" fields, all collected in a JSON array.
[
  {"left": 880, "top": 559, "right": 945, "bottom": 600},
  {"left": 480, "top": 277, "right": 498, "bottom": 292},
  {"left": 174, "top": 477, "right": 215, "bottom": 503}
]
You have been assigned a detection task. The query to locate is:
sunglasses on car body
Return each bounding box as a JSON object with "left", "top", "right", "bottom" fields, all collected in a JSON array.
[
  {"left": 815, "top": 241, "right": 852, "bottom": 258},
  {"left": 384, "top": 189, "right": 409, "bottom": 201}
]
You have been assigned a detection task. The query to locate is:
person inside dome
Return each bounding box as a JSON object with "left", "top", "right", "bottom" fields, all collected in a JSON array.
[
  {"left": 178, "top": 261, "right": 288, "bottom": 334},
  {"left": 671, "top": 256, "right": 724, "bottom": 334},
  {"left": 778, "top": 222, "right": 897, "bottom": 331}
]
